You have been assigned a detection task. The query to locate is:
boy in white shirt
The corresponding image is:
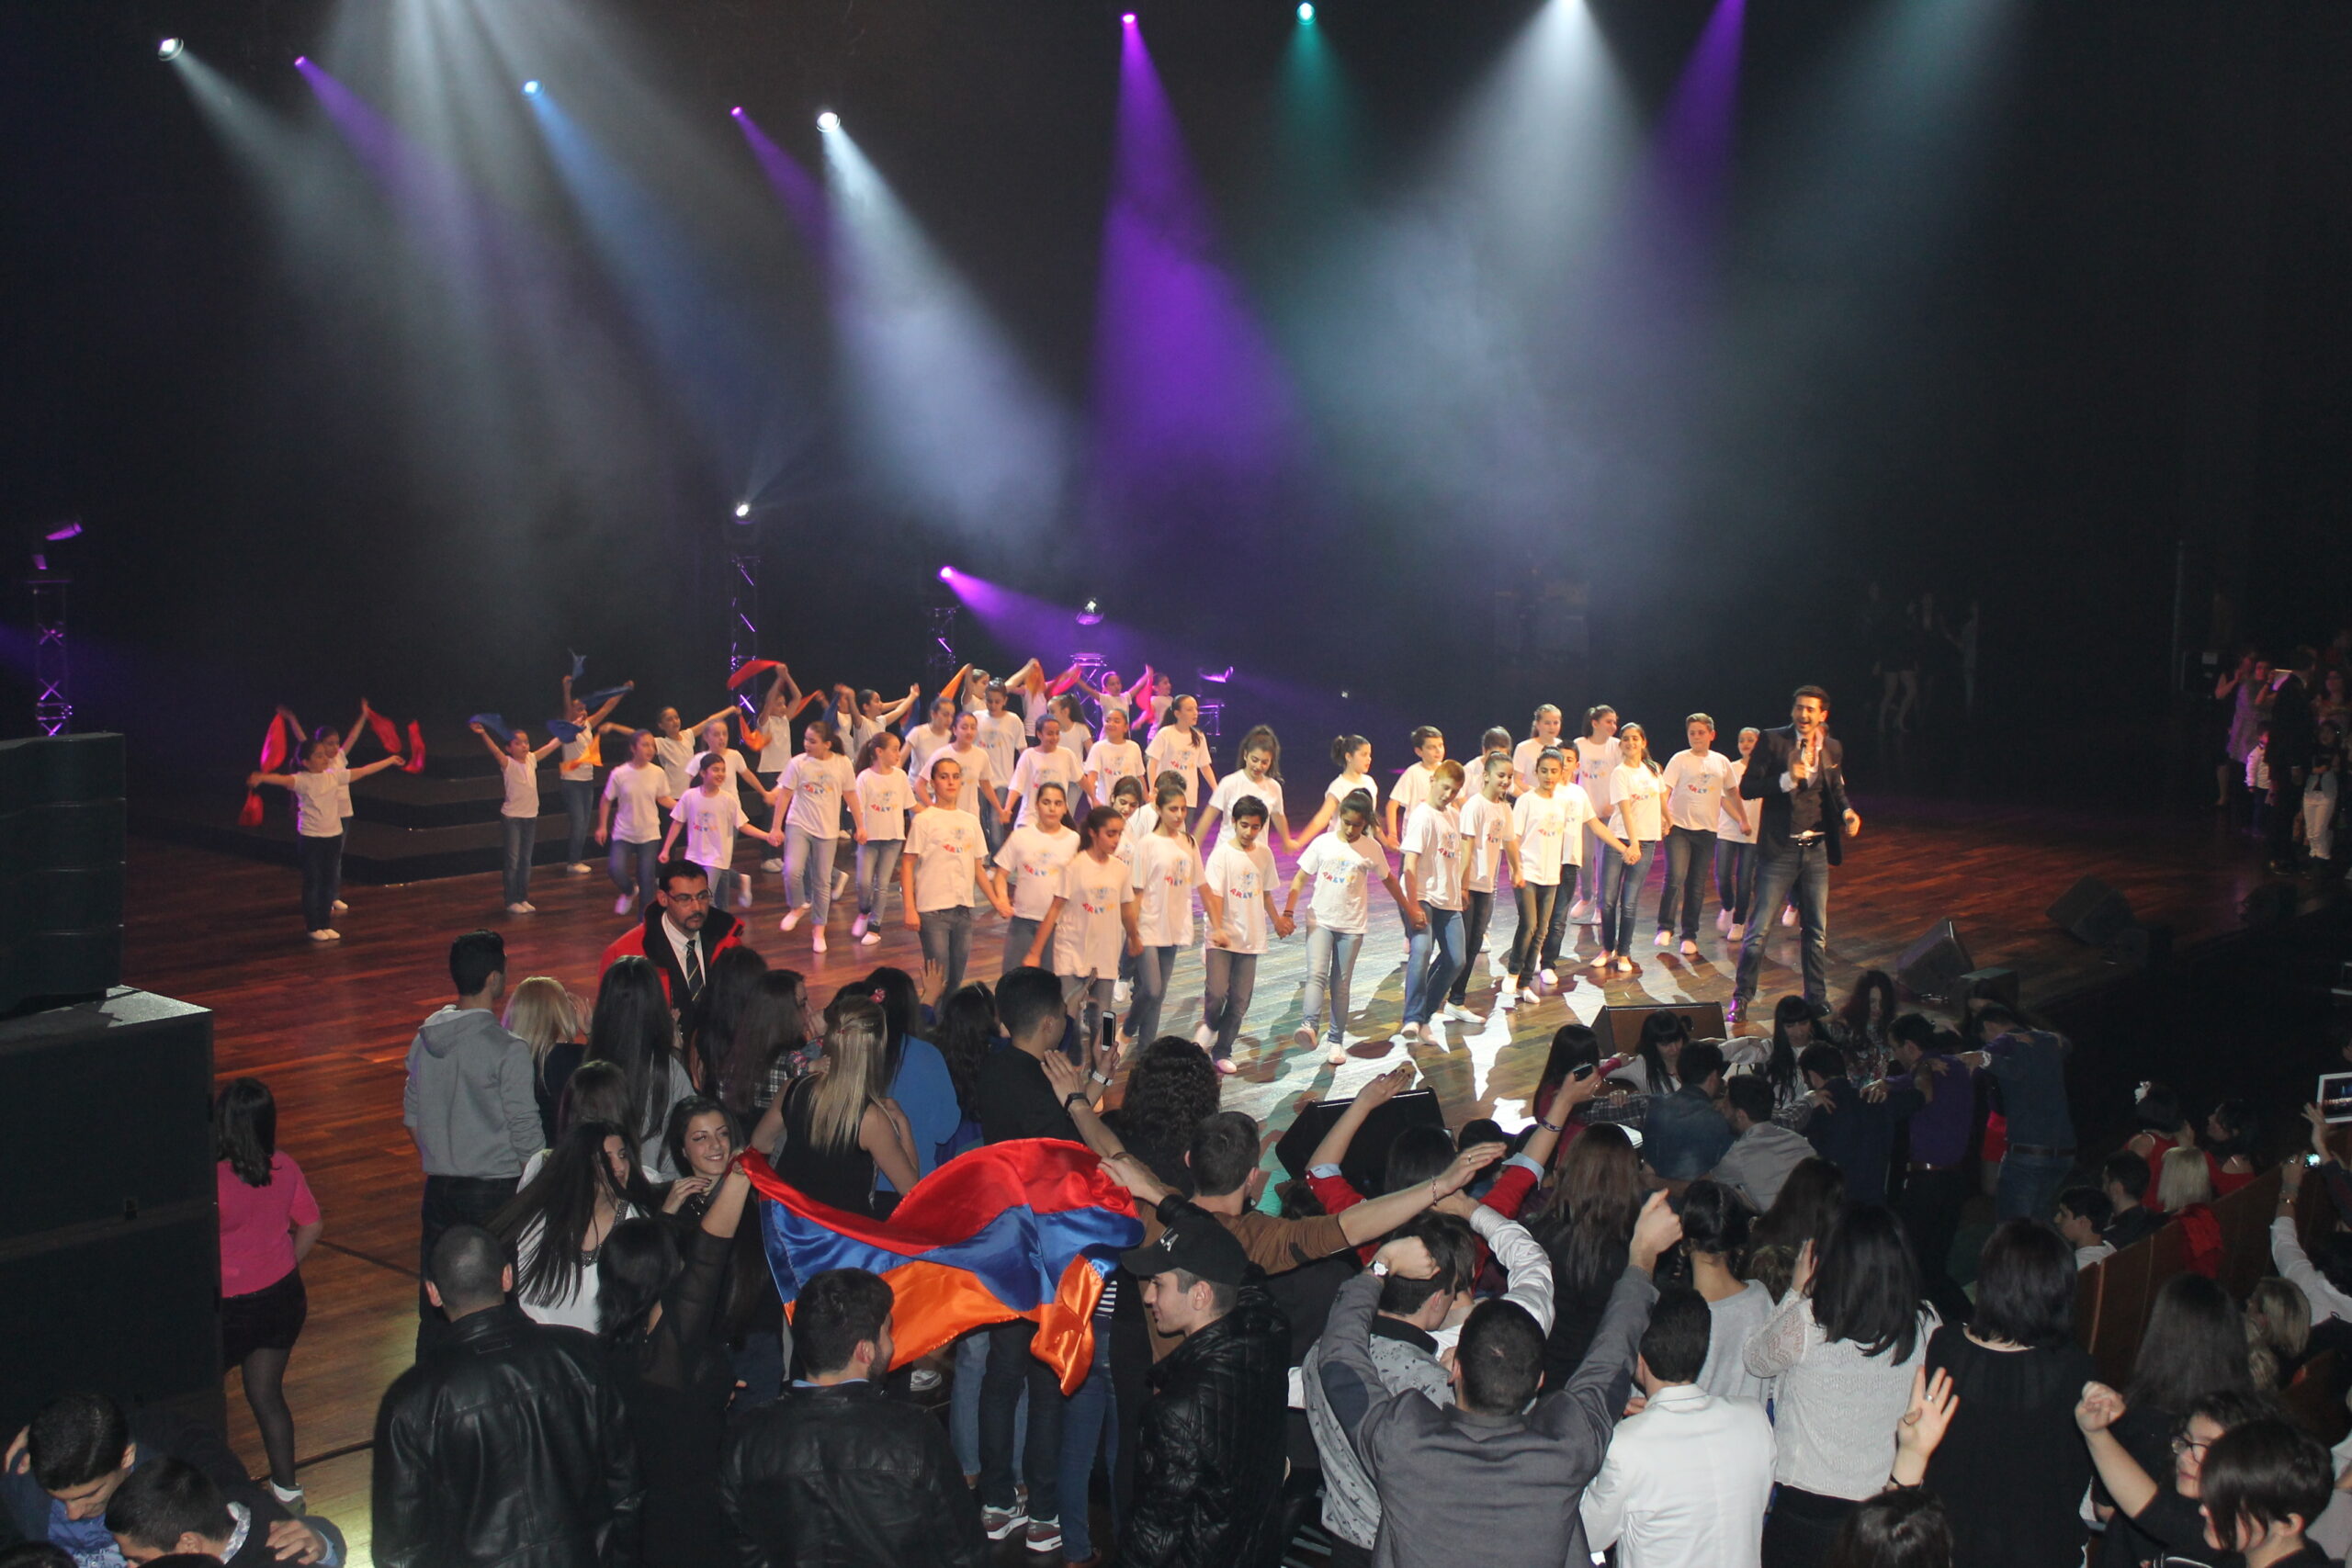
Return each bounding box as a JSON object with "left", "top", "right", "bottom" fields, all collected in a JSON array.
[
  {"left": 1397, "top": 759, "right": 1468, "bottom": 1040},
  {"left": 1386, "top": 726, "right": 1445, "bottom": 843},
  {"left": 1197, "top": 795, "right": 1293, "bottom": 1070},
  {"left": 1656, "top": 714, "right": 1736, "bottom": 956}
]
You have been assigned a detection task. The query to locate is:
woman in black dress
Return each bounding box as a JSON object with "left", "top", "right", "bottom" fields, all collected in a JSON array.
[{"left": 755, "top": 993, "right": 918, "bottom": 1217}]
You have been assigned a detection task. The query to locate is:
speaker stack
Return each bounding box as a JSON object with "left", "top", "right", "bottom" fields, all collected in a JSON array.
[{"left": 2047, "top": 874, "right": 2171, "bottom": 970}]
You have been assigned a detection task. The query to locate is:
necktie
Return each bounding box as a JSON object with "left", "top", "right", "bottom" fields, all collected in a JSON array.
[{"left": 684, "top": 937, "right": 704, "bottom": 998}]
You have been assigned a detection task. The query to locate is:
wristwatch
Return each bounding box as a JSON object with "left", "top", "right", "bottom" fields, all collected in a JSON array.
[{"left": 1064, "top": 1090, "right": 1091, "bottom": 1110}]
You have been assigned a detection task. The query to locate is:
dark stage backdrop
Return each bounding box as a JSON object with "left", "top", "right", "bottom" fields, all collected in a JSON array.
[{"left": 2, "top": 0, "right": 2347, "bottom": 803}]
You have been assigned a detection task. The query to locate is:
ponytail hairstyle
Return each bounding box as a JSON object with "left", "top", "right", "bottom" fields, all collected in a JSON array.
[
  {"left": 802, "top": 717, "right": 835, "bottom": 753},
  {"left": 1584, "top": 704, "right": 1616, "bottom": 738},
  {"left": 1337, "top": 788, "right": 1376, "bottom": 829},
  {"left": 1332, "top": 734, "right": 1370, "bottom": 772},
  {"left": 1618, "top": 721, "right": 1662, "bottom": 774},
  {"left": 1110, "top": 774, "right": 1147, "bottom": 811},
  {"left": 1237, "top": 724, "right": 1283, "bottom": 778},
  {"left": 693, "top": 750, "right": 729, "bottom": 788},
  {"left": 1080, "top": 804, "right": 1125, "bottom": 852},
  {"left": 1529, "top": 703, "right": 1561, "bottom": 739},
  {"left": 1154, "top": 776, "right": 1189, "bottom": 820},
  {"left": 854, "top": 730, "right": 894, "bottom": 773}
]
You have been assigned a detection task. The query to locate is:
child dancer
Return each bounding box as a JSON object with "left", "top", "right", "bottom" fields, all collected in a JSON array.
[
  {"left": 1006, "top": 713, "right": 1083, "bottom": 828},
  {"left": 690, "top": 717, "right": 776, "bottom": 818},
  {"left": 1199, "top": 795, "right": 1292, "bottom": 1071},
  {"left": 472, "top": 720, "right": 561, "bottom": 914},
  {"left": 1069, "top": 662, "right": 1152, "bottom": 730},
  {"left": 1480, "top": 726, "right": 1515, "bottom": 764},
  {"left": 660, "top": 754, "right": 780, "bottom": 913},
  {"left": 991, "top": 781, "right": 1080, "bottom": 976},
  {"left": 1143, "top": 670, "right": 1175, "bottom": 738},
  {"left": 774, "top": 719, "right": 858, "bottom": 954},
  {"left": 1284, "top": 789, "right": 1419, "bottom": 1066},
  {"left": 1144, "top": 694, "right": 1217, "bottom": 820},
  {"left": 1398, "top": 759, "right": 1468, "bottom": 1041},
  {"left": 599, "top": 705, "right": 731, "bottom": 800},
  {"left": 1596, "top": 723, "right": 1665, "bottom": 974},
  {"left": 596, "top": 729, "right": 675, "bottom": 916},
  {"left": 1503, "top": 748, "right": 1634, "bottom": 1007},
  {"left": 1387, "top": 726, "right": 1445, "bottom": 844},
  {"left": 1050, "top": 693, "right": 1094, "bottom": 758},
  {"left": 975, "top": 684, "right": 1027, "bottom": 854},
  {"left": 277, "top": 699, "right": 370, "bottom": 914},
  {"left": 1448, "top": 751, "right": 1522, "bottom": 1017},
  {"left": 1080, "top": 705, "right": 1147, "bottom": 807},
  {"left": 557, "top": 673, "right": 632, "bottom": 873},
  {"left": 852, "top": 732, "right": 910, "bottom": 945},
  {"left": 1121, "top": 777, "right": 1204, "bottom": 1051},
  {"left": 918, "top": 711, "right": 1005, "bottom": 840},
  {"left": 248, "top": 739, "right": 403, "bottom": 941},
  {"left": 1715, "top": 727, "right": 1761, "bottom": 941},
  {"left": 1654, "top": 714, "right": 1734, "bottom": 956},
  {"left": 1566, "top": 704, "right": 1621, "bottom": 924},
  {"left": 905, "top": 696, "right": 962, "bottom": 783},
  {"left": 1197, "top": 725, "right": 1288, "bottom": 851},
  {"left": 1287, "top": 735, "right": 1384, "bottom": 852},
  {"left": 899, "top": 755, "right": 999, "bottom": 997},
  {"left": 1024, "top": 805, "right": 1143, "bottom": 1051},
  {"left": 1511, "top": 705, "right": 1565, "bottom": 795}
]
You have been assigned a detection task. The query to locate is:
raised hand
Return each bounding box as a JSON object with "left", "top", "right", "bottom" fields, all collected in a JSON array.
[
  {"left": 1432, "top": 1140, "right": 1507, "bottom": 1200},
  {"left": 2075, "top": 1381, "right": 2125, "bottom": 1434}
]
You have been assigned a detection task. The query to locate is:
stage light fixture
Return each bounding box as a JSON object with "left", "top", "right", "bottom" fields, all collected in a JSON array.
[
  {"left": 937, "top": 565, "right": 954, "bottom": 582},
  {"left": 157, "top": 38, "right": 185, "bottom": 61},
  {"left": 729, "top": 106, "right": 743, "bottom": 118},
  {"left": 817, "top": 110, "right": 840, "bottom": 132},
  {"left": 1076, "top": 598, "right": 1104, "bottom": 626},
  {"left": 1122, "top": 13, "right": 1137, "bottom": 24},
  {"left": 1298, "top": 3, "right": 1315, "bottom": 20},
  {"left": 733, "top": 502, "right": 752, "bottom": 518},
  {"left": 294, "top": 55, "right": 308, "bottom": 66},
  {"left": 523, "top": 79, "right": 542, "bottom": 96}
]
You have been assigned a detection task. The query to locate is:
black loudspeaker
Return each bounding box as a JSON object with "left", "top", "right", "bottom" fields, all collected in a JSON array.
[
  {"left": 2241, "top": 884, "right": 2297, "bottom": 930},
  {"left": 0, "top": 989, "right": 219, "bottom": 1427},
  {"left": 2048, "top": 875, "right": 2135, "bottom": 948},
  {"left": 1897, "top": 919, "right": 1975, "bottom": 1002},
  {"left": 1274, "top": 1088, "right": 1449, "bottom": 1193},
  {"left": 1957, "top": 967, "right": 2020, "bottom": 1010},
  {"left": 1597, "top": 1002, "right": 1730, "bottom": 1054},
  {"left": 2110, "top": 923, "right": 2173, "bottom": 971},
  {"left": 0, "top": 733, "right": 126, "bottom": 1015}
]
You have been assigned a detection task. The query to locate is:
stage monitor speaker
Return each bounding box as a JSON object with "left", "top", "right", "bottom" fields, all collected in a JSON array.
[
  {"left": 1957, "top": 967, "right": 2019, "bottom": 1011},
  {"left": 1274, "top": 1088, "right": 1448, "bottom": 1195},
  {"left": 0, "top": 988, "right": 219, "bottom": 1427},
  {"left": 2241, "top": 884, "right": 2296, "bottom": 930},
  {"left": 2048, "top": 876, "right": 2135, "bottom": 948},
  {"left": 2110, "top": 923, "right": 2173, "bottom": 970},
  {"left": 1596, "top": 1002, "right": 1729, "bottom": 1055},
  {"left": 0, "top": 733, "right": 126, "bottom": 1016},
  {"left": 1897, "top": 919, "right": 1975, "bottom": 1002}
]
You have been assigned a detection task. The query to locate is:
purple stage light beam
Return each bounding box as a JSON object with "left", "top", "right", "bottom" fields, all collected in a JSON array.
[
  {"left": 1656, "top": 0, "right": 1747, "bottom": 248},
  {"left": 732, "top": 109, "right": 830, "bottom": 253}
]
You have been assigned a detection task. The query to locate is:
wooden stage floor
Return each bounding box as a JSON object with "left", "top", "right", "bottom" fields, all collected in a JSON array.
[{"left": 121, "top": 799, "right": 2292, "bottom": 1562}]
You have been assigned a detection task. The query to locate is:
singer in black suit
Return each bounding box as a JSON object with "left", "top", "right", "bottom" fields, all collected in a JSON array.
[{"left": 1729, "top": 685, "right": 1861, "bottom": 1026}]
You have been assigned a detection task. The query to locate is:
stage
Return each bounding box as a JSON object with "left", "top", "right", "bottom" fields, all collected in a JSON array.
[{"left": 127, "top": 799, "right": 2320, "bottom": 1560}]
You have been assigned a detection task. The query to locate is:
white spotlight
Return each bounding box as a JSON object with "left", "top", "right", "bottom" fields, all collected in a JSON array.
[
  {"left": 1298, "top": 3, "right": 1315, "bottom": 20},
  {"left": 157, "top": 38, "right": 185, "bottom": 61},
  {"left": 816, "top": 110, "right": 840, "bottom": 133},
  {"left": 733, "top": 502, "right": 752, "bottom": 519},
  {"left": 522, "top": 79, "right": 542, "bottom": 96}
]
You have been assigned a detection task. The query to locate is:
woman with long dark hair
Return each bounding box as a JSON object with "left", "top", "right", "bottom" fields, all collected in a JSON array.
[
  {"left": 592, "top": 955, "right": 694, "bottom": 1179},
  {"left": 493, "top": 1119, "right": 647, "bottom": 1332},
  {"left": 931, "top": 981, "right": 1000, "bottom": 1162},
  {"left": 1837, "top": 970, "right": 1899, "bottom": 1065},
  {"left": 1680, "top": 1179, "right": 1775, "bottom": 1404},
  {"left": 596, "top": 1166, "right": 754, "bottom": 1568},
  {"left": 1529, "top": 1124, "right": 1647, "bottom": 1385},
  {"left": 1621, "top": 1009, "right": 1689, "bottom": 1096},
  {"left": 1734, "top": 994, "right": 1824, "bottom": 1122},
  {"left": 1920, "top": 1221, "right": 2098, "bottom": 1568},
  {"left": 2101, "top": 1273, "right": 2256, "bottom": 1568},
  {"left": 865, "top": 964, "right": 960, "bottom": 1184},
  {"left": 726, "top": 970, "right": 815, "bottom": 1122},
  {"left": 657, "top": 1096, "right": 740, "bottom": 1228},
  {"left": 685, "top": 944, "right": 767, "bottom": 1107},
  {"left": 1747, "top": 1204, "right": 1936, "bottom": 1566},
  {"left": 213, "top": 1078, "right": 322, "bottom": 1506}
]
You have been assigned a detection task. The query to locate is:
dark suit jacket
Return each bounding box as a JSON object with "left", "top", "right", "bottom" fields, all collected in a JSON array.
[
  {"left": 600, "top": 906, "right": 744, "bottom": 1030},
  {"left": 1738, "top": 724, "right": 1852, "bottom": 865}
]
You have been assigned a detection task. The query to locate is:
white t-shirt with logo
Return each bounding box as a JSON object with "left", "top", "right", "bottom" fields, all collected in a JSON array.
[
  {"left": 500, "top": 755, "right": 541, "bottom": 820},
  {"left": 755, "top": 716, "right": 793, "bottom": 776},
  {"left": 1146, "top": 728, "right": 1214, "bottom": 807},
  {"left": 673, "top": 787, "right": 749, "bottom": 871},
  {"left": 1393, "top": 761, "right": 1439, "bottom": 818},
  {"left": 603, "top": 760, "right": 670, "bottom": 844},
  {"left": 1717, "top": 760, "right": 1757, "bottom": 844},
  {"left": 1457, "top": 793, "right": 1513, "bottom": 894},
  {"left": 1512, "top": 737, "right": 1568, "bottom": 795},
  {"left": 1009, "top": 746, "right": 1084, "bottom": 828},
  {"left": 903, "top": 807, "right": 984, "bottom": 912},
  {"left": 1207, "top": 769, "right": 1285, "bottom": 829},
  {"left": 904, "top": 725, "right": 958, "bottom": 784},
  {"left": 856, "top": 767, "right": 911, "bottom": 842},
  {"left": 1512, "top": 784, "right": 1595, "bottom": 886},
  {"left": 1054, "top": 852, "right": 1133, "bottom": 979},
  {"left": 1204, "top": 839, "right": 1276, "bottom": 954},
  {"left": 654, "top": 734, "right": 696, "bottom": 798},
  {"left": 924, "top": 744, "right": 994, "bottom": 818},
  {"left": 1661, "top": 749, "right": 1736, "bottom": 833},
  {"left": 1130, "top": 832, "right": 1204, "bottom": 948},
  {"left": 1575, "top": 737, "right": 1622, "bottom": 815},
  {"left": 1082, "top": 739, "right": 1147, "bottom": 807},
  {"left": 1298, "top": 831, "right": 1386, "bottom": 935},
  {"left": 780, "top": 752, "right": 856, "bottom": 840},
  {"left": 977, "top": 712, "right": 1026, "bottom": 795},
  {"left": 1606, "top": 764, "right": 1669, "bottom": 843},
  {"left": 995, "top": 824, "right": 1080, "bottom": 921},
  {"left": 1401, "top": 803, "right": 1465, "bottom": 912},
  {"left": 1324, "top": 772, "right": 1380, "bottom": 810}
]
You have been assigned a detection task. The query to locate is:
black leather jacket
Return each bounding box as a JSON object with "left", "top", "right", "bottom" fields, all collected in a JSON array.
[
  {"left": 718, "top": 1381, "right": 986, "bottom": 1568},
  {"left": 1122, "top": 1284, "right": 1292, "bottom": 1568},
  {"left": 372, "top": 1303, "right": 642, "bottom": 1568}
]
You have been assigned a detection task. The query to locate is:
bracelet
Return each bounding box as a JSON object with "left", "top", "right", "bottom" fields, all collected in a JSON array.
[
  {"left": 1089, "top": 1070, "right": 1114, "bottom": 1087},
  {"left": 1537, "top": 1118, "right": 1564, "bottom": 1134},
  {"left": 1064, "top": 1091, "right": 1091, "bottom": 1110}
]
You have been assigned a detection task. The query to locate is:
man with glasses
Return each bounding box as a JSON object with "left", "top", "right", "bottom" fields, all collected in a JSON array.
[{"left": 599, "top": 859, "right": 745, "bottom": 1034}]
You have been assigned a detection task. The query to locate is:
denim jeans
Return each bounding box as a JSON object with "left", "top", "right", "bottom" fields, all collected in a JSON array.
[
  {"left": 1122, "top": 944, "right": 1180, "bottom": 1044},
  {"left": 979, "top": 1318, "right": 1063, "bottom": 1519},
  {"left": 1064, "top": 975, "right": 1117, "bottom": 1057},
  {"left": 783, "top": 824, "right": 838, "bottom": 924},
  {"left": 1057, "top": 1321, "right": 1118, "bottom": 1561},
  {"left": 1714, "top": 839, "right": 1758, "bottom": 924},
  {"left": 560, "top": 777, "right": 596, "bottom": 863},
  {"left": 1734, "top": 838, "right": 1830, "bottom": 1005},
  {"left": 1450, "top": 889, "right": 1496, "bottom": 1005},
  {"left": 417, "top": 1174, "right": 518, "bottom": 1358},
  {"left": 1575, "top": 823, "right": 1607, "bottom": 908},
  {"left": 920, "top": 905, "right": 973, "bottom": 998},
  {"left": 1402, "top": 905, "right": 1464, "bottom": 1024},
  {"left": 1302, "top": 926, "right": 1365, "bottom": 1043},
  {"left": 1599, "top": 843, "right": 1652, "bottom": 957},
  {"left": 1508, "top": 882, "right": 1562, "bottom": 984},
  {"left": 1996, "top": 1150, "right": 2076, "bottom": 1223},
  {"left": 952, "top": 1326, "right": 1022, "bottom": 1477},
  {"left": 1004, "top": 915, "right": 1044, "bottom": 977},
  {"left": 856, "top": 839, "right": 903, "bottom": 919},
  {"left": 1657, "top": 825, "right": 1717, "bottom": 940},
  {"left": 1201, "top": 948, "right": 1259, "bottom": 1060},
  {"left": 608, "top": 836, "right": 661, "bottom": 908},
  {"left": 693, "top": 860, "right": 744, "bottom": 912},
  {"left": 500, "top": 816, "right": 537, "bottom": 906},
  {"left": 300, "top": 833, "right": 343, "bottom": 933}
]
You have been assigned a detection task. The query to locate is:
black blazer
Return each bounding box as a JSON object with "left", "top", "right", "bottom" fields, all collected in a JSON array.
[{"left": 1738, "top": 725, "right": 1852, "bottom": 865}]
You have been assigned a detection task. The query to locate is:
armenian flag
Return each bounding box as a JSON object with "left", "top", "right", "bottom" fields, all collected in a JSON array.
[{"left": 741, "top": 1139, "right": 1141, "bottom": 1395}]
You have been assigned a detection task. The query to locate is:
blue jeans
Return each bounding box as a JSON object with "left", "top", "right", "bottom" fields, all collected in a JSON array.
[
  {"left": 608, "top": 836, "right": 660, "bottom": 907},
  {"left": 1064, "top": 975, "right": 1116, "bottom": 1057},
  {"left": 1004, "top": 915, "right": 1044, "bottom": 977},
  {"left": 1057, "top": 1321, "right": 1118, "bottom": 1561},
  {"left": 1657, "top": 825, "right": 1717, "bottom": 940},
  {"left": 693, "top": 860, "right": 744, "bottom": 910},
  {"left": 1734, "top": 838, "right": 1830, "bottom": 1005},
  {"left": 501, "top": 817, "right": 537, "bottom": 906},
  {"left": 1600, "top": 842, "right": 1652, "bottom": 958},
  {"left": 1450, "top": 889, "right": 1495, "bottom": 1004},
  {"left": 1201, "top": 948, "right": 1258, "bottom": 1059},
  {"left": 560, "top": 777, "right": 596, "bottom": 863},
  {"left": 1302, "top": 927, "right": 1364, "bottom": 1043},
  {"left": 1575, "top": 823, "right": 1606, "bottom": 908},
  {"left": 1996, "top": 1150, "right": 2076, "bottom": 1223},
  {"left": 1122, "top": 944, "right": 1180, "bottom": 1044},
  {"left": 1508, "top": 882, "right": 1561, "bottom": 984},
  {"left": 856, "top": 839, "right": 903, "bottom": 919},
  {"left": 1714, "top": 839, "right": 1758, "bottom": 924},
  {"left": 1403, "top": 905, "right": 1464, "bottom": 1024},
  {"left": 920, "top": 906, "right": 973, "bottom": 998},
  {"left": 783, "top": 824, "right": 838, "bottom": 923}
]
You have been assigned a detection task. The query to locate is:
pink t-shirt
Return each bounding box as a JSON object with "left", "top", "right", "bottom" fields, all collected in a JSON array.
[{"left": 217, "top": 1152, "right": 320, "bottom": 1296}]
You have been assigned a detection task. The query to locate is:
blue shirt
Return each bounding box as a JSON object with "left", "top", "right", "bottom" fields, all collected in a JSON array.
[
  {"left": 1983, "top": 1030, "right": 2074, "bottom": 1149},
  {"left": 879, "top": 1037, "right": 962, "bottom": 1190},
  {"left": 1643, "top": 1086, "right": 1736, "bottom": 1181}
]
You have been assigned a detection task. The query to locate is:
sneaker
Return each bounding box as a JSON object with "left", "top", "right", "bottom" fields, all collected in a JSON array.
[
  {"left": 1215, "top": 1056, "right": 1238, "bottom": 1076},
  {"left": 1024, "top": 1518, "right": 1063, "bottom": 1553},
  {"left": 331, "top": 899, "right": 348, "bottom": 914},
  {"left": 852, "top": 913, "right": 870, "bottom": 939},
  {"left": 615, "top": 894, "right": 633, "bottom": 915},
  {"left": 858, "top": 929, "right": 881, "bottom": 945},
  {"left": 737, "top": 885, "right": 753, "bottom": 910},
  {"left": 981, "top": 1506, "right": 1028, "bottom": 1541},
  {"left": 506, "top": 902, "right": 532, "bottom": 915},
  {"left": 908, "top": 1368, "right": 943, "bottom": 1393},
  {"left": 1325, "top": 1043, "right": 1350, "bottom": 1066},
  {"left": 812, "top": 929, "right": 828, "bottom": 953},
  {"left": 1498, "top": 983, "right": 1521, "bottom": 1010},
  {"left": 516, "top": 901, "right": 537, "bottom": 914},
  {"left": 1113, "top": 980, "right": 1133, "bottom": 1010},
  {"left": 1680, "top": 939, "right": 1700, "bottom": 957},
  {"left": 1566, "top": 898, "right": 1593, "bottom": 923},
  {"left": 307, "top": 929, "right": 341, "bottom": 942},
  {"left": 1716, "top": 909, "right": 1732, "bottom": 932},
  {"left": 1443, "top": 1003, "right": 1480, "bottom": 1024},
  {"left": 1399, "top": 1021, "right": 1421, "bottom": 1043},
  {"left": 1782, "top": 906, "right": 1798, "bottom": 927},
  {"left": 1726, "top": 922, "right": 1746, "bottom": 942},
  {"left": 1294, "top": 1026, "right": 1317, "bottom": 1047},
  {"left": 761, "top": 857, "right": 784, "bottom": 874},
  {"left": 780, "top": 907, "right": 804, "bottom": 931},
  {"left": 1539, "top": 967, "right": 1557, "bottom": 988},
  {"left": 832, "top": 868, "right": 852, "bottom": 901},
  {"left": 1195, "top": 1022, "right": 1216, "bottom": 1049},
  {"left": 1653, "top": 930, "right": 1672, "bottom": 949},
  {"left": 567, "top": 862, "right": 591, "bottom": 874},
  {"left": 268, "top": 1481, "right": 306, "bottom": 1513},
  {"left": 1614, "top": 955, "right": 1635, "bottom": 974}
]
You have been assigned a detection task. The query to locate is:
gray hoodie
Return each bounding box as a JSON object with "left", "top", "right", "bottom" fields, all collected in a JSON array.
[{"left": 403, "top": 1005, "right": 543, "bottom": 1179}]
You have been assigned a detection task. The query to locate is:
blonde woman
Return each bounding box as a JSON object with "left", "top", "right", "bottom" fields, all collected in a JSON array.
[
  {"left": 2156, "top": 1145, "right": 2222, "bottom": 1279},
  {"left": 755, "top": 994, "right": 917, "bottom": 1217},
  {"left": 2245, "top": 1277, "right": 2312, "bottom": 1391},
  {"left": 503, "top": 976, "right": 587, "bottom": 1147}
]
